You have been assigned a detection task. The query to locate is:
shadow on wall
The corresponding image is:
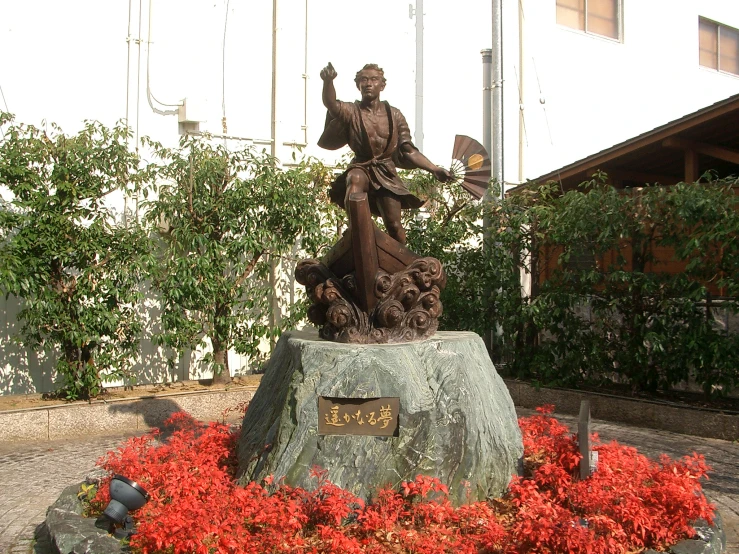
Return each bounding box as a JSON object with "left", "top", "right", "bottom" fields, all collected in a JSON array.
[
  {"left": 0, "top": 294, "right": 56, "bottom": 395},
  {"left": 107, "top": 397, "right": 185, "bottom": 440},
  {"left": 123, "top": 285, "right": 189, "bottom": 389},
  {"left": 0, "top": 285, "right": 258, "bottom": 395}
]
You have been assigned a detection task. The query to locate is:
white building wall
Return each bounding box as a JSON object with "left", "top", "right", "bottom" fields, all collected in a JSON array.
[
  {"left": 2, "top": 0, "right": 738, "bottom": 394},
  {"left": 506, "top": 0, "right": 739, "bottom": 181}
]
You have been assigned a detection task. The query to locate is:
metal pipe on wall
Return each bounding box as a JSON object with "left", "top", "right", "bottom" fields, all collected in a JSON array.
[
  {"left": 481, "top": 49, "right": 493, "bottom": 168},
  {"left": 124, "top": 0, "right": 134, "bottom": 222},
  {"left": 271, "top": 0, "right": 278, "bottom": 160},
  {"left": 303, "top": 0, "right": 308, "bottom": 145}
]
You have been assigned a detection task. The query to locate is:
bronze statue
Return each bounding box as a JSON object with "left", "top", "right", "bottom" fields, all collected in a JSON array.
[
  {"left": 295, "top": 62, "right": 455, "bottom": 344},
  {"left": 318, "top": 62, "right": 452, "bottom": 244}
]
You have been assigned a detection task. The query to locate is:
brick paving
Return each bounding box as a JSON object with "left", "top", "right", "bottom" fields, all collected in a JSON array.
[
  {"left": 0, "top": 412, "right": 736, "bottom": 554},
  {"left": 0, "top": 434, "right": 139, "bottom": 554}
]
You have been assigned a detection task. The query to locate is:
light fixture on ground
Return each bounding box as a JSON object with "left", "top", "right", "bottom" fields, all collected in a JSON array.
[{"left": 95, "top": 475, "right": 150, "bottom": 539}]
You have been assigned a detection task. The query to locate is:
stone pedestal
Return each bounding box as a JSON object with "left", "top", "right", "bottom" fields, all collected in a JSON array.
[{"left": 237, "top": 330, "right": 523, "bottom": 505}]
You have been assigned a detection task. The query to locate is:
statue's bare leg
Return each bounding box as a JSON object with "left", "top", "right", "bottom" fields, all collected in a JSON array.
[{"left": 376, "top": 191, "right": 406, "bottom": 244}]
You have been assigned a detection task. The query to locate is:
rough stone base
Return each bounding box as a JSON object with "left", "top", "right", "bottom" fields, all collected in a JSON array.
[
  {"left": 44, "top": 484, "right": 121, "bottom": 554},
  {"left": 237, "top": 330, "right": 523, "bottom": 505}
]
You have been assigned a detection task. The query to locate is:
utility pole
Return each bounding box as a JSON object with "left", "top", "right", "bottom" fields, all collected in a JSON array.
[
  {"left": 269, "top": 0, "right": 281, "bottom": 346},
  {"left": 492, "top": 0, "right": 504, "bottom": 200},
  {"left": 410, "top": 1, "right": 424, "bottom": 149},
  {"left": 482, "top": 0, "right": 504, "bottom": 357}
]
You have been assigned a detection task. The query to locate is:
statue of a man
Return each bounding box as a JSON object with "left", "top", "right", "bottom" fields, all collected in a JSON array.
[{"left": 318, "top": 62, "right": 452, "bottom": 244}]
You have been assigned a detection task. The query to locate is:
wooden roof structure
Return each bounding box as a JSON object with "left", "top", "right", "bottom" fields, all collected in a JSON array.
[{"left": 511, "top": 93, "right": 739, "bottom": 193}]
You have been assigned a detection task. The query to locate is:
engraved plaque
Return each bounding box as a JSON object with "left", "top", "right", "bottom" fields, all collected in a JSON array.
[{"left": 318, "top": 397, "right": 400, "bottom": 436}]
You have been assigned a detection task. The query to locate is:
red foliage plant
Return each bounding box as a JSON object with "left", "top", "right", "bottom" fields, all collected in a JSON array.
[{"left": 92, "top": 405, "right": 713, "bottom": 554}]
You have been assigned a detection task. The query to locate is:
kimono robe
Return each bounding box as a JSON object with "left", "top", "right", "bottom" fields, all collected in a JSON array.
[{"left": 318, "top": 100, "right": 425, "bottom": 216}]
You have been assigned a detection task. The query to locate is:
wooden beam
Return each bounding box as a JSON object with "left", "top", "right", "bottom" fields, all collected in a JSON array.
[
  {"left": 662, "top": 137, "right": 739, "bottom": 165},
  {"left": 602, "top": 168, "right": 680, "bottom": 186},
  {"left": 685, "top": 149, "right": 699, "bottom": 183}
]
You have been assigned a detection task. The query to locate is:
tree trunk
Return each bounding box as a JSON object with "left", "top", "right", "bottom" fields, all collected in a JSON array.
[
  {"left": 211, "top": 339, "right": 231, "bottom": 385},
  {"left": 62, "top": 341, "right": 100, "bottom": 399}
]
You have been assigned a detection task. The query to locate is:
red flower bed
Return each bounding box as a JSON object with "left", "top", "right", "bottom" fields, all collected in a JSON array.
[{"left": 93, "top": 406, "right": 713, "bottom": 554}]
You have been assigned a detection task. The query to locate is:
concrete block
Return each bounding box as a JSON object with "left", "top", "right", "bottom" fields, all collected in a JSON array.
[
  {"left": 0, "top": 409, "right": 48, "bottom": 441},
  {"left": 505, "top": 379, "right": 739, "bottom": 441},
  {"left": 48, "top": 404, "right": 137, "bottom": 440},
  {"left": 174, "top": 390, "right": 253, "bottom": 424}
]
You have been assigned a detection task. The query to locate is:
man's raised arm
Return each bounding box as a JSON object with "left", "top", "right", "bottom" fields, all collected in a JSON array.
[{"left": 320, "top": 62, "right": 341, "bottom": 118}]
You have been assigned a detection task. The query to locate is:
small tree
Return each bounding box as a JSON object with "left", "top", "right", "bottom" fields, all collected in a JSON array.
[
  {"left": 0, "top": 114, "right": 149, "bottom": 399},
  {"left": 144, "top": 137, "right": 333, "bottom": 384}
]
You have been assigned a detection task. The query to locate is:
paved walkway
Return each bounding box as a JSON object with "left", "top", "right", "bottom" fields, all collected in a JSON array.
[{"left": 0, "top": 410, "right": 736, "bottom": 554}]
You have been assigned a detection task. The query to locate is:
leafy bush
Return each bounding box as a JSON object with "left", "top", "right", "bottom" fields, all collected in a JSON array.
[
  {"left": 93, "top": 407, "right": 713, "bottom": 553},
  {"left": 0, "top": 114, "right": 150, "bottom": 399},
  {"left": 406, "top": 175, "right": 739, "bottom": 394},
  {"left": 143, "top": 138, "right": 338, "bottom": 383}
]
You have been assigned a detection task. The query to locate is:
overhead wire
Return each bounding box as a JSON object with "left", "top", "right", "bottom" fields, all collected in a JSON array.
[
  {"left": 517, "top": 0, "right": 563, "bottom": 189},
  {"left": 531, "top": 56, "right": 553, "bottom": 147},
  {"left": 513, "top": 64, "right": 528, "bottom": 148},
  {"left": 0, "top": 82, "right": 8, "bottom": 139},
  {"left": 0, "top": 83, "right": 8, "bottom": 113}
]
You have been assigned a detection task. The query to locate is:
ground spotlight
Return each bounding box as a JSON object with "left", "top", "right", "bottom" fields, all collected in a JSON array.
[{"left": 95, "top": 475, "right": 150, "bottom": 538}]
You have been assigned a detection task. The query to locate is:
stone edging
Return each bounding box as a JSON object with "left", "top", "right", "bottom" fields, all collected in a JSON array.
[
  {"left": 4, "top": 380, "right": 738, "bottom": 443},
  {"left": 43, "top": 481, "right": 726, "bottom": 554},
  {"left": 505, "top": 379, "right": 739, "bottom": 441},
  {"left": 0, "top": 388, "right": 256, "bottom": 442}
]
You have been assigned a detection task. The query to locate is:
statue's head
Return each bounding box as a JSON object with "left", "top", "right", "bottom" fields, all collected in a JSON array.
[
  {"left": 355, "top": 64, "right": 386, "bottom": 100},
  {"left": 354, "top": 64, "right": 386, "bottom": 87}
]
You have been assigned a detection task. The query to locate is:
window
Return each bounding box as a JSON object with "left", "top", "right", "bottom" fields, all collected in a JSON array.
[
  {"left": 556, "top": 0, "right": 621, "bottom": 40},
  {"left": 699, "top": 18, "right": 739, "bottom": 76}
]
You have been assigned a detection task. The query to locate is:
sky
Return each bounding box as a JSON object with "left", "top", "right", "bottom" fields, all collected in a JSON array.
[{"left": 1, "top": 0, "right": 738, "bottom": 186}]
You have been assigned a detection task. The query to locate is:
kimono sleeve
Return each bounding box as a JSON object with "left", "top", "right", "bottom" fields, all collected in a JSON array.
[
  {"left": 318, "top": 101, "right": 355, "bottom": 151},
  {"left": 395, "top": 109, "right": 414, "bottom": 149}
]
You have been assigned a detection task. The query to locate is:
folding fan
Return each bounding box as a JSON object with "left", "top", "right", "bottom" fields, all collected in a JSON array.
[{"left": 449, "top": 135, "right": 491, "bottom": 200}]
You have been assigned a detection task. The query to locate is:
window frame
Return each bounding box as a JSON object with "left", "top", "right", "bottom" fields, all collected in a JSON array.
[
  {"left": 698, "top": 17, "right": 739, "bottom": 78},
  {"left": 556, "top": 0, "right": 624, "bottom": 42}
]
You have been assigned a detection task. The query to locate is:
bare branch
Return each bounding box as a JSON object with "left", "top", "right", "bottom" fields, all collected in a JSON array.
[
  {"left": 233, "top": 250, "right": 265, "bottom": 292},
  {"left": 188, "top": 155, "right": 203, "bottom": 224}
]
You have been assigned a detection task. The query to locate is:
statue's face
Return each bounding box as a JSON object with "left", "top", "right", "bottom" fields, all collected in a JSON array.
[{"left": 356, "top": 69, "right": 385, "bottom": 101}]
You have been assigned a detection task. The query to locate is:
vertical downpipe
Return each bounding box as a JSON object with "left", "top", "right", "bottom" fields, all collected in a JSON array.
[
  {"left": 481, "top": 48, "right": 495, "bottom": 354},
  {"left": 481, "top": 48, "right": 493, "bottom": 237},
  {"left": 123, "top": 0, "right": 134, "bottom": 225}
]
